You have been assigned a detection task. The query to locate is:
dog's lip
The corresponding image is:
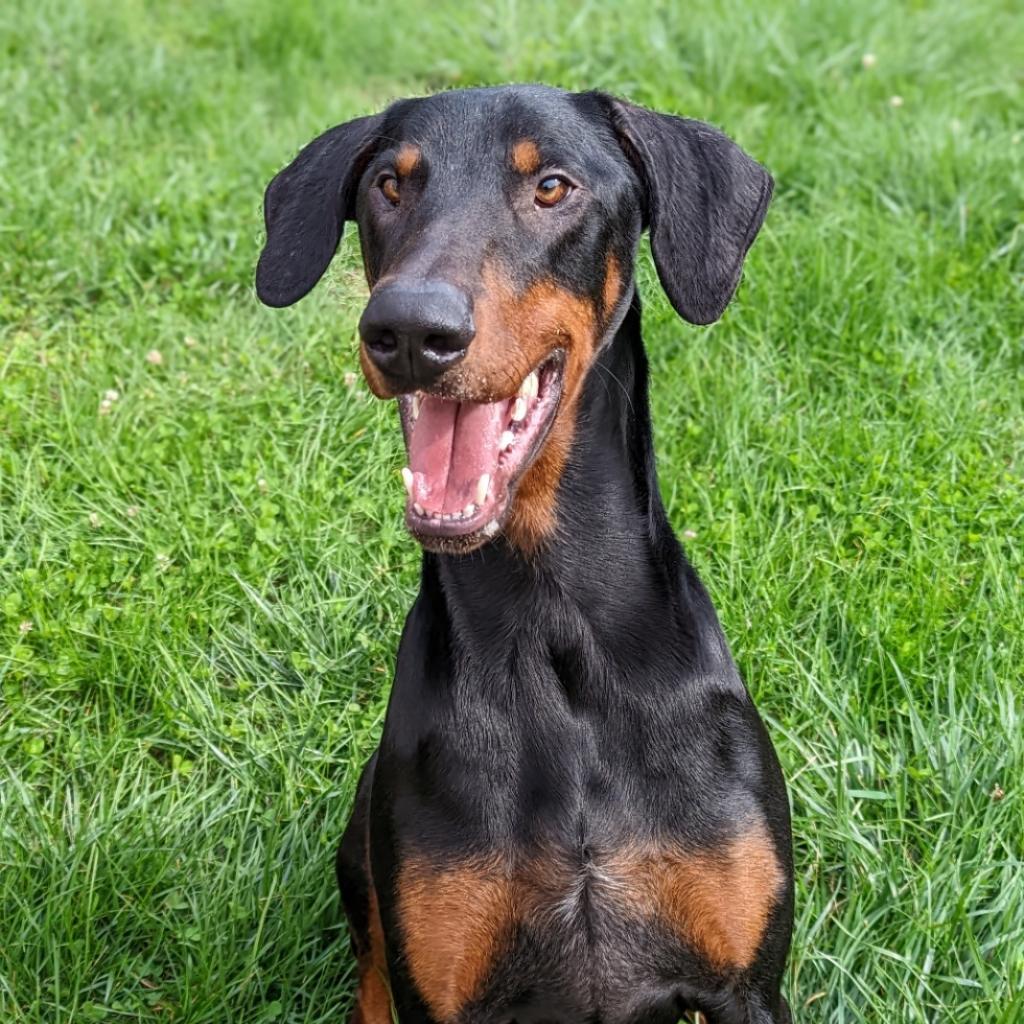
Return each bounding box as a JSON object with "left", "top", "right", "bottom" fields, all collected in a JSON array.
[{"left": 397, "top": 351, "right": 565, "bottom": 548}]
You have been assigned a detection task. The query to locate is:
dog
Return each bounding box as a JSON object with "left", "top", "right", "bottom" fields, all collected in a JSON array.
[{"left": 256, "top": 84, "right": 793, "bottom": 1024}]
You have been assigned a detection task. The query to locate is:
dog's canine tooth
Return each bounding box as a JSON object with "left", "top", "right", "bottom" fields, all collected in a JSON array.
[
  {"left": 512, "top": 397, "right": 527, "bottom": 422},
  {"left": 401, "top": 467, "right": 414, "bottom": 494},
  {"left": 413, "top": 502, "right": 425, "bottom": 516},
  {"left": 476, "top": 474, "right": 490, "bottom": 505},
  {"left": 412, "top": 394, "right": 421, "bottom": 419}
]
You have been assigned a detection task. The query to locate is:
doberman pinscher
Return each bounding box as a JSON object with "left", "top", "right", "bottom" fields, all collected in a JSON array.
[{"left": 256, "top": 85, "right": 793, "bottom": 1024}]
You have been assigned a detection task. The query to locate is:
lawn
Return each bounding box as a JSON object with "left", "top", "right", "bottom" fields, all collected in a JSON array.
[{"left": 1, "top": 0, "right": 1023, "bottom": 1020}]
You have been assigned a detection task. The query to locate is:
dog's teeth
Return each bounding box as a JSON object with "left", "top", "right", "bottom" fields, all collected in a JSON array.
[
  {"left": 483, "top": 520, "right": 500, "bottom": 537},
  {"left": 476, "top": 473, "right": 490, "bottom": 505},
  {"left": 500, "top": 430, "right": 514, "bottom": 451},
  {"left": 463, "top": 503, "right": 476, "bottom": 518},
  {"left": 512, "top": 397, "right": 527, "bottom": 422},
  {"left": 401, "top": 467, "right": 414, "bottom": 495},
  {"left": 521, "top": 371, "right": 538, "bottom": 400},
  {"left": 413, "top": 502, "right": 425, "bottom": 516},
  {"left": 412, "top": 394, "right": 420, "bottom": 419}
]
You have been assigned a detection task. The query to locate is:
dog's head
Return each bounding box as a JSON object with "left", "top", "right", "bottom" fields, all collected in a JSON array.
[{"left": 256, "top": 85, "right": 771, "bottom": 554}]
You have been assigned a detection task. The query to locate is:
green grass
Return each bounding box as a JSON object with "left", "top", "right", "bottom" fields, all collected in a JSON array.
[{"left": 1, "top": 0, "right": 1023, "bottom": 1020}]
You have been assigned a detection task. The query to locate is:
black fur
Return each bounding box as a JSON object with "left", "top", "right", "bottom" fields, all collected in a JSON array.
[
  {"left": 602, "top": 96, "right": 774, "bottom": 325},
  {"left": 256, "top": 112, "right": 383, "bottom": 307},
  {"left": 256, "top": 85, "right": 792, "bottom": 1024}
]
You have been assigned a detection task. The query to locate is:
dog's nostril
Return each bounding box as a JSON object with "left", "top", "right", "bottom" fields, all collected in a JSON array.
[
  {"left": 367, "top": 330, "right": 398, "bottom": 355},
  {"left": 422, "top": 332, "right": 468, "bottom": 358}
]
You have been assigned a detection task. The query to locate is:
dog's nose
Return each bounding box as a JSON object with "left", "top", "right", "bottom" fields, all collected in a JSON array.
[{"left": 359, "top": 280, "right": 475, "bottom": 390}]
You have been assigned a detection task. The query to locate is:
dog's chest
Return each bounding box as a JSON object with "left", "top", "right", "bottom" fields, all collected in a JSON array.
[
  {"left": 394, "top": 826, "right": 783, "bottom": 1024},
  {"left": 384, "top": 681, "right": 782, "bottom": 1023},
  {"left": 394, "top": 660, "right": 738, "bottom": 841}
]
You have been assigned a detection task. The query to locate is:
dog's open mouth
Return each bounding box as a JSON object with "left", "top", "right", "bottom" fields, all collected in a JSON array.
[{"left": 397, "top": 351, "right": 565, "bottom": 548}]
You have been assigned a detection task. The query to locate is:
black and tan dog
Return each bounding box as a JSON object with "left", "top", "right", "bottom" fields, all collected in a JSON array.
[{"left": 256, "top": 85, "right": 792, "bottom": 1024}]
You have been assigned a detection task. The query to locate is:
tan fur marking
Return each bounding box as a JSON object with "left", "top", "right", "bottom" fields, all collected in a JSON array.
[
  {"left": 462, "top": 265, "right": 599, "bottom": 550},
  {"left": 603, "top": 253, "right": 622, "bottom": 320},
  {"left": 359, "top": 340, "right": 392, "bottom": 398},
  {"left": 510, "top": 139, "right": 542, "bottom": 175},
  {"left": 395, "top": 831, "right": 780, "bottom": 1017},
  {"left": 395, "top": 143, "right": 421, "bottom": 178},
  {"left": 398, "top": 858, "right": 517, "bottom": 1021},
  {"left": 608, "top": 825, "right": 784, "bottom": 970},
  {"left": 352, "top": 888, "right": 393, "bottom": 1024}
]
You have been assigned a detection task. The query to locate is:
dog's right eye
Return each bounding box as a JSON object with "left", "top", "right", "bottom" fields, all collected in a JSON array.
[
  {"left": 379, "top": 175, "right": 400, "bottom": 206},
  {"left": 535, "top": 175, "right": 571, "bottom": 207}
]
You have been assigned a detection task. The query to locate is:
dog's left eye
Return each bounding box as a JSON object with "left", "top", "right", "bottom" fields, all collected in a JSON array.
[
  {"left": 535, "top": 176, "right": 571, "bottom": 208},
  {"left": 380, "top": 175, "right": 401, "bottom": 206}
]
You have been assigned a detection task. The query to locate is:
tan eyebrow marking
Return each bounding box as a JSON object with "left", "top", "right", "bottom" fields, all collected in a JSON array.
[
  {"left": 510, "top": 139, "right": 542, "bottom": 175},
  {"left": 395, "top": 143, "right": 421, "bottom": 177}
]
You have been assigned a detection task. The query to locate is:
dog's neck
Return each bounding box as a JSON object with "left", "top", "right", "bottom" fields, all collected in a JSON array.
[{"left": 418, "top": 295, "right": 737, "bottom": 682}]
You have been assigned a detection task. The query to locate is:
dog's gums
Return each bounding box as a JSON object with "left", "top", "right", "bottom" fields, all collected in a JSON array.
[{"left": 398, "top": 352, "right": 564, "bottom": 551}]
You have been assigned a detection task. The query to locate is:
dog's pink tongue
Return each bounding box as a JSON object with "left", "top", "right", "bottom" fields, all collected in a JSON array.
[{"left": 409, "top": 396, "right": 505, "bottom": 513}]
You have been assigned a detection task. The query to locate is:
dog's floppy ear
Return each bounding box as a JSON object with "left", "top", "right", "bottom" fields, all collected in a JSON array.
[
  {"left": 606, "top": 98, "right": 773, "bottom": 325},
  {"left": 256, "top": 113, "right": 383, "bottom": 308}
]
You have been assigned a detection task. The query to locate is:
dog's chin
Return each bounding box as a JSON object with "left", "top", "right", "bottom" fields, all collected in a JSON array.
[
  {"left": 396, "top": 351, "right": 565, "bottom": 555},
  {"left": 414, "top": 526, "right": 505, "bottom": 557}
]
